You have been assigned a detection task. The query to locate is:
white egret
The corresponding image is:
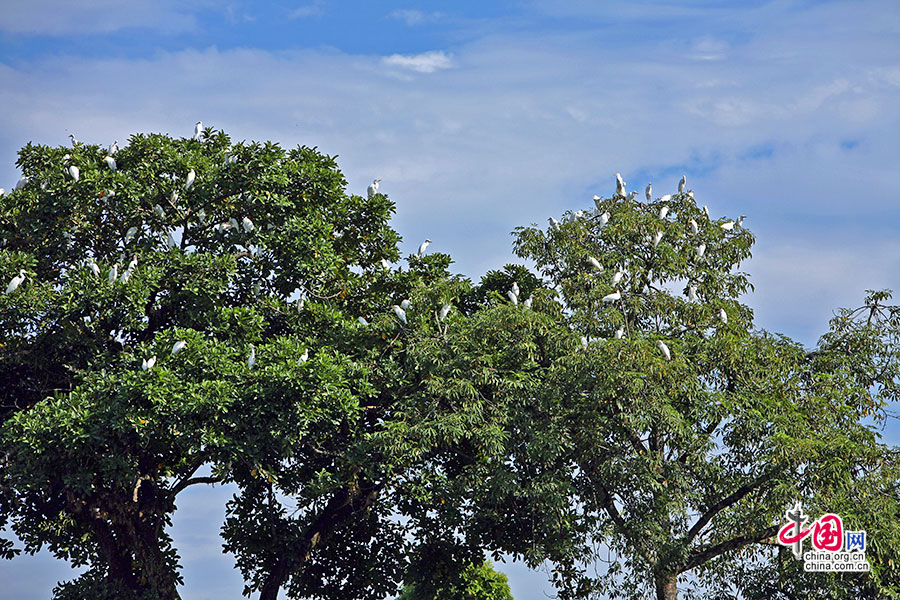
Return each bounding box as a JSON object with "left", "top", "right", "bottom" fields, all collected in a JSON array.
[
  {"left": 581, "top": 336, "right": 588, "bottom": 349},
  {"left": 296, "top": 297, "right": 306, "bottom": 311},
  {"left": 367, "top": 179, "right": 381, "bottom": 199},
  {"left": 719, "top": 308, "right": 728, "bottom": 324},
  {"left": 523, "top": 296, "right": 533, "bottom": 309},
  {"left": 592, "top": 194, "right": 601, "bottom": 201},
  {"left": 626, "top": 191, "right": 638, "bottom": 201},
  {"left": 228, "top": 217, "right": 239, "bottom": 230},
  {"left": 652, "top": 231, "right": 663, "bottom": 247},
  {"left": 659, "top": 206, "right": 669, "bottom": 219},
  {"left": 193, "top": 121, "right": 203, "bottom": 140},
  {"left": 417, "top": 239, "right": 431, "bottom": 257},
  {"left": 120, "top": 269, "right": 131, "bottom": 284},
  {"left": 657, "top": 340, "right": 671, "bottom": 360},
  {"left": 68, "top": 165, "right": 80, "bottom": 181},
  {"left": 659, "top": 194, "right": 673, "bottom": 203},
  {"left": 588, "top": 256, "right": 603, "bottom": 271},
  {"left": 109, "top": 140, "right": 119, "bottom": 155},
  {"left": 298, "top": 349, "right": 309, "bottom": 364},
  {"left": 153, "top": 204, "right": 166, "bottom": 219},
  {"left": 171, "top": 340, "right": 187, "bottom": 355},
  {"left": 612, "top": 271, "right": 624, "bottom": 285},
  {"left": 602, "top": 290, "right": 621, "bottom": 302},
  {"left": 6, "top": 269, "right": 26, "bottom": 294},
  {"left": 688, "top": 285, "right": 697, "bottom": 302},
  {"left": 593, "top": 195, "right": 603, "bottom": 210},
  {"left": 69, "top": 133, "right": 79, "bottom": 146},
  {"left": 125, "top": 256, "right": 137, "bottom": 274},
  {"left": 170, "top": 191, "right": 179, "bottom": 204},
  {"left": 392, "top": 304, "right": 407, "bottom": 324},
  {"left": 678, "top": 175, "right": 686, "bottom": 193},
  {"left": 15, "top": 177, "right": 28, "bottom": 190},
  {"left": 104, "top": 156, "right": 117, "bottom": 171},
  {"left": 87, "top": 260, "right": 100, "bottom": 277},
  {"left": 401, "top": 299, "right": 411, "bottom": 311},
  {"left": 615, "top": 327, "right": 624, "bottom": 339},
  {"left": 645, "top": 183, "right": 652, "bottom": 201},
  {"left": 380, "top": 258, "right": 390, "bottom": 269},
  {"left": 511, "top": 281, "right": 520, "bottom": 298},
  {"left": 736, "top": 215, "right": 745, "bottom": 229},
  {"left": 184, "top": 169, "right": 196, "bottom": 190},
  {"left": 720, "top": 221, "right": 735, "bottom": 231},
  {"left": 697, "top": 243, "right": 706, "bottom": 258},
  {"left": 358, "top": 316, "right": 369, "bottom": 326},
  {"left": 598, "top": 212, "right": 610, "bottom": 228},
  {"left": 108, "top": 264, "right": 118, "bottom": 284},
  {"left": 614, "top": 173, "right": 626, "bottom": 197},
  {"left": 689, "top": 218, "right": 699, "bottom": 235},
  {"left": 0, "top": 188, "right": 5, "bottom": 196},
  {"left": 507, "top": 290, "right": 518, "bottom": 305},
  {"left": 125, "top": 226, "right": 138, "bottom": 242},
  {"left": 62, "top": 154, "right": 71, "bottom": 162},
  {"left": 439, "top": 304, "right": 451, "bottom": 321},
  {"left": 142, "top": 356, "right": 157, "bottom": 371},
  {"left": 247, "top": 346, "right": 256, "bottom": 368},
  {"left": 573, "top": 210, "right": 585, "bottom": 219},
  {"left": 242, "top": 216, "right": 254, "bottom": 232},
  {"left": 548, "top": 216, "right": 560, "bottom": 231}
]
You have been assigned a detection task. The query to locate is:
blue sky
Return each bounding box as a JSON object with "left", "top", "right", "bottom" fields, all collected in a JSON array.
[{"left": 1, "top": 1, "right": 899, "bottom": 598}]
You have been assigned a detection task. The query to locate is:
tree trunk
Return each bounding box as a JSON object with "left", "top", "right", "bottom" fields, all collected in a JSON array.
[{"left": 655, "top": 574, "right": 678, "bottom": 600}]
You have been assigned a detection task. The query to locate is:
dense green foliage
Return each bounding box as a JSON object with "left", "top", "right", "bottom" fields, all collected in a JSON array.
[{"left": 397, "top": 560, "right": 514, "bottom": 600}]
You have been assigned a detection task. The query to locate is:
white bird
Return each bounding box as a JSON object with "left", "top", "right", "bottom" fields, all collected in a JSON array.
[
  {"left": 697, "top": 243, "right": 706, "bottom": 258},
  {"left": 153, "top": 204, "right": 166, "bottom": 219},
  {"left": 5, "top": 269, "right": 26, "bottom": 294},
  {"left": 125, "top": 226, "right": 138, "bottom": 243},
  {"left": 719, "top": 308, "right": 728, "bottom": 324},
  {"left": 296, "top": 297, "right": 305, "bottom": 311},
  {"left": 358, "top": 316, "right": 369, "bottom": 326},
  {"left": 171, "top": 340, "right": 187, "bottom": 355},
  {"left": 645, "top": 183, "right": 652, "bottom": 201},
  {"left": 511, "top": 281, "right": 520, "bottom": 298},
  {"left": 657, "top": 340, "right": 672, "bottom": 360},
  {"left": 581, "top": 336, "right": 588, "bottom": 349},
  {"left": 367, "top": 179, "right": 381, "bottom": 199},
  {"left": 689, "top": 218, "right": 699, "bottom": 235},
  {"left": 126, "top": 256, "right": 138, "bottom": 273},
  {"left": 119, "top": 268, "right": 131, "bottom": 284},
  {"left": 69, "top": 133, "right": 79, "bottom": 146},
  {"left": 626, "top": 191, "right": 638, "bottom": 201},
  {"left": 652, "top": 231, "right": 663, "bottom": 247},
  {"left": 380, "top": 258, "right": 390, "bottom": 269},
  {"left": 87, "top": 260, "right": 100, "bottom": 277},
  {"left": 193, "top": 121, "right": 203, "bottom": 140},
  {"left": 298, "top": 349, "right": 309, "bottom": 364},
  {"left": 104, "top": 156, "right": 117, "bottom": 171},
  {"left": 108, "top": 264, "right": 118, "bottom": 284},
  {"left": 588, "top": 256, "right": 603, "bottom": 271},
  {"left": 659, "top": 194, "right": 673, "bottom": 203},
  {"left": 678, "top": 175, "right": 686, "bottom": 193},
  {"left": 523, "top": 296, "right": 533, "bottom": 309},
  {"left": 247, "top": 346, "right": 256, "bottom": 368},
  {"left": 109, "top": 140, "right": 119, "bottom": 155},
  {"left": 228, "top": 217, "right": 239, "bottom": 231},
  {"left": 736, "top": 215, "right": 745, "bottom": 229},
  {"left": 142, "top": 356, "right": 157, "bottom": 371},
  {"left": 400, "top": 299, "right": 411, "bottom": 311},
  {"left": 720, "top": 221, "right": 735, "bottom": 231},
  {"left": 15, "top": 177, "right": 28, "bottom": 190},
  {"left": 614, "top": 173, "right": 626, "bottom": 197},
  {"left": 612, "top": 271, "right": 624, "bottom": 285},
  {"left": 242, "top": 216, "right": 254, "bottom": 232},
  {"left": 507, "top": 290, "right": 518, "bottom": 305},
  {"left": 573, "top": 210, "right": 585, "bottom": 219},
  {"left": 548, "top": 216, "right": 560, "bottom": 231},
  {"left": 170, "top": 191, "right": 179, "bottom": 204},
  {"left": 184, "top": 169, "right": 196, "bottom": 190},
  {"left": 417, "top": 239, "right": 431, "bottom": 257},
  {"left": 602, "top": 290, "right": 621, "bottom": 302},
  {"left": 592, "top": 194, "right": 603, "bottom": 210},
  {"left": 68, "top": 165, "right": 80, "bottom": 181},
  {"left": 615, "top": 327, "right": 624, "bottom": 339},
  {"left": 598, "top": 212, "right": 610, "bottom": 228},
  {"left": 688, "top": 286, "right": 697, "bottom": 302},
  {"left": 392, "top": 304, "right": 407, "bottom": 324},
  {"left": 0, "top": 188, "right": 5, "bottom": 196},
  {"left": 659, "top": 206, "right": 669, "bottom": 220},
  {"left": 439, "top": 304, "right": 451, "bottom": 321}
]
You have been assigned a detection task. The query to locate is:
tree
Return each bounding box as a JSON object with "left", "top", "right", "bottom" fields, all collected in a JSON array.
[{"left": 398, "top": 559, "right": 514, "bottom": 600}]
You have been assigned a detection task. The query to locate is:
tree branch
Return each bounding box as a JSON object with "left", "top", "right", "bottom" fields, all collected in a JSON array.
[
  {"left": 685, "top": 471, "right": 777, "bottom": 544},
  {"left": 683, "top": 524, "right": 780, "bottom": 572}
]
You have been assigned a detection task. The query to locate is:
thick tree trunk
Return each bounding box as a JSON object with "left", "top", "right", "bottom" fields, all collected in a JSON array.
[{"left": 655, "top": 574, "right": 678, "bottom": 600}]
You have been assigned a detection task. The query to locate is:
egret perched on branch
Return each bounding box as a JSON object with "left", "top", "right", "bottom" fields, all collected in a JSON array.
[
  {"left": 602, "top": 290, "right": 621, "bottom": 302},
  {"left": 228, "top": 217, "right": 239, "bottom": 231},
  {"left": 689, "top": 218, "right": 699, "bottom": 235},
  {"left": 400, "top": 299, "right": 411, "bottom": 311},
  {"left": 645, "top": 183, "right": 652, "bottom": 201},
  {"left": 720, "top": 221, "right": 735, "bottom": 231},
  {"left": 592, "top": 195, "right": 602, "bottom": 210},
  {"left": 719, "top": 308, "right": 728, "bottom": 324},
  {"left": 736, "top": 215, "right": 745, "bottom": 229},
  {"left": 507, "top": 289, "right": 518, "bottom": 305},
  {"left": 392, "top": 304, "right": 407, "bottom": 324},
  {"left": 614, "top": 173, "right": 626, "bottom": 197},
  {"left": 657, "top": 340, "right": 671, "bottom": 360},
  {"left": 417, "top": 239, "right": 431, "bottom": 257},
  {"left": 659, "top": 194, "right": 672, "bottom": 203},
  {"left": 548, "top": 216, "right": 560, "bottom": 231},
  {"left": 184, "top": 169, "right": 196, "bottom": 190},
  {"left": 0, "top": 188, "right": 5, "bottom": 196},
  {"left": 87, "top": 260, "right": 100, "bottom": 277},
  {"left": 581, "top": 336, "right": 588, "bottom": 350},
  {"left": 154, "top": 204, "right": 166, "bottom": 219},
  {"left": 697, "top": 243, "right": 706, "bottom": 258},
  {"left": 678, "top": 175, "right": 686, "bottom": 193},
  {"left": 141, "top": 356, "right": 157, "bottom": 371},
  {"left": 170, "top": 191, "right": 179, "bottom": 204},
  {"left": 688, "top": 285, "right": 697, "bottom": 302},
  {"left": 242, "top": 216, "right": 254, "bottom": 232},
  {"left": 588, "top": 256, "right": 602, "bottom": 271},
  {"left": 626, "top": 191, "right": 638, "bottom": 201},
  {"left": 615, "top": 327, "right": 624, "bottom": 339},
  {"left": 598, "top": 212, "right": 610, "bottom": 228},
  {"left": 68, "top": 165, "right": 80, "bottom": 181},
  {"left": 523, "top": 296, "right": 533, "bottom": 308},
  {"left": 247, "top": 346, "right": 256, "bottom": 369},
  {"left": 171, "top": 340, "right": 187, "bottom": 355},
  {"left": 358, "top": 316, "right": 369, "bottom": 326},
  {"left": 659, "top": 205, "right": 669, "bottom": 219},
  {"left": 380, "top": 258, "right": 391, "bottom": 269},
  {"left": 652, "top": 231, "right": 663, "bottom": 247},
  {"left": 109, "top": 140, "right": 119, "bottom": 155},
  {"left": 298, "top": 349, "right": 309, "bottom": 364},
  {"left": 5, "top": 269, "right": 26, "bottom": 294},
  {"left": 125, "top": 226, "right": 138, "bottom": 243},
  {"left": 439, "top": 304, "right": 451, "bottom": 321},
  {"left": 367, "top": 179, "right": 381, "bottom": 199},
  {"left": 511, "top": 281, "right": 520, "bottom": 298},
  {"left": 612, "top": 271, "right": 624, "bottom": 285},
  {"left": 104, "top": 156, "right": 116, "bottom": 171},
  {"left": 69, "top": 133, "right": 79, "bottom": 146},
  {"left": 193, "top": 121, "right": 203, "bottom": 140}
]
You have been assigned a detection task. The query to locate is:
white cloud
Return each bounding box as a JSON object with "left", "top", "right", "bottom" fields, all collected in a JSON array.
[
  {"left": 289, "top": 1, "right": 324, "bottom": 19},
  {"left": 388, "top": 9, "right": 443, "bottom": 26},
  {"left": 381, "top": 50, "right": 454, "bottom": 73}
]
